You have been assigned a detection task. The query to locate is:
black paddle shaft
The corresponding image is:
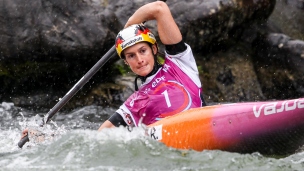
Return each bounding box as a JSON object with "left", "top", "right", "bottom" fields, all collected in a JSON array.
[
  {"left": 18, "top": 46, "right": 116, "bottom": 148},
  {"left": 45, "top": 45, "right": 116, "bottom": 123}
]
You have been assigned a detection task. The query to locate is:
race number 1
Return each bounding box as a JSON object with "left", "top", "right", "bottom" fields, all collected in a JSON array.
[{"left": 161, "top": 90, "right": 171, "bottom": 108}]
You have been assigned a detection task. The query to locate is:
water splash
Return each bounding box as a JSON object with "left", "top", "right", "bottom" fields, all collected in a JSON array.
[{"left": 1, "top": 104, "right": 304, "bottom": 170}]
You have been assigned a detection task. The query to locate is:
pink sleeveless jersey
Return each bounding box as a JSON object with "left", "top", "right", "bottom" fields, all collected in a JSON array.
[{"left": 116, "top": 44, "right": 202, "bottom": 126}]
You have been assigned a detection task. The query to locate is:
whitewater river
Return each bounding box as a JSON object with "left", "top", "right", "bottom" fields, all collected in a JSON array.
[{"left": 1, "top": 102, "right": 304, "bottom": 171}]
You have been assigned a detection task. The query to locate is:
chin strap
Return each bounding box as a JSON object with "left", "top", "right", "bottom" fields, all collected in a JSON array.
[{"left": 134, "top": 57, "right": 162, "bottom": 91}]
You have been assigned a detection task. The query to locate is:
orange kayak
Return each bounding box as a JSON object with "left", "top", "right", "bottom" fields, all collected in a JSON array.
[{"left": 148, "top": 98, "right": 304, "bottom": 155}]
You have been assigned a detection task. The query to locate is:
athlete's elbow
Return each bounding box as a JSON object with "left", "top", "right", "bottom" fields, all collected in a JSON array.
[{"left": 153, "top": 1, "right": 169, "bottom": 16}]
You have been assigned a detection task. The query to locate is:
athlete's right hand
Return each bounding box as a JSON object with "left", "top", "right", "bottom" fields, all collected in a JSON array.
[{"left": 21, "top": 128, "right": 29, "bottom": 140}]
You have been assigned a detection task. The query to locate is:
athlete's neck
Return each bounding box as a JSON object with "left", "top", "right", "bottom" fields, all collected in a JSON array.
[{"left": 134, "top": 57, "right": 162, "bottom": 91}]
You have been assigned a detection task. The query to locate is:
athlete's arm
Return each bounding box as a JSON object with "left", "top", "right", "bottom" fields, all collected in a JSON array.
[
  {"left": 124, "top": 1, "right": 182, "bottom": 45},
  {"left": 97, "top": 120, "right": 115, "bottom": 131},
  {"left": 97, "top": 112, "right": 127, "bottom": 131}
]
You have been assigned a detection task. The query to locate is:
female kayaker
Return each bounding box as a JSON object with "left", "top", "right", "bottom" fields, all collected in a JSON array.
[{"left": 98, "top": 1, "right": 206, "bottom": 131}]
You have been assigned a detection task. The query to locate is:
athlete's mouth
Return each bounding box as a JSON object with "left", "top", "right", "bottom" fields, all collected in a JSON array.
[{"left": 138, "top": 64, "right": 148, "bottom": 70}]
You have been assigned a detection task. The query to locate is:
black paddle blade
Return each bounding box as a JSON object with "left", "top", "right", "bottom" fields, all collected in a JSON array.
[{"left": 18, "top": 135, "right": 29, "bottom": 148}]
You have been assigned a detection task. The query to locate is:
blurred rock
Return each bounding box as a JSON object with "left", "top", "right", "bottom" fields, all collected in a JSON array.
[{"left": 1, "top": 0, "right": 304, "bottom": 109}]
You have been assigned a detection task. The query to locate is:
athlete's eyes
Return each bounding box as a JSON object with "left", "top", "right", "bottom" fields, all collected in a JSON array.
[
  {"left": 125, "top": 47, "right": 148, "bottom": 59},
  {"left": 140, "top": 48, "right": 146, "bottom": 53},
  {"left": 126, "top": 54, "right": 135, "bottom": 59},
  {"left": 139, "top": 47, "right": 149, "bottom": 55}
]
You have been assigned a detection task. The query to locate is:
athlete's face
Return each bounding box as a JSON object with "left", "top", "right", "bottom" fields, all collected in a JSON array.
[{"left": 123, "top": 42, "right": 157, "bottom": 77}]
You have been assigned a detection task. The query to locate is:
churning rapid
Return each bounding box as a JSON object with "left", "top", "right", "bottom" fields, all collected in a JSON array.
[{"left": 0, "top": 102, "right": 304, "bottom": 171}]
